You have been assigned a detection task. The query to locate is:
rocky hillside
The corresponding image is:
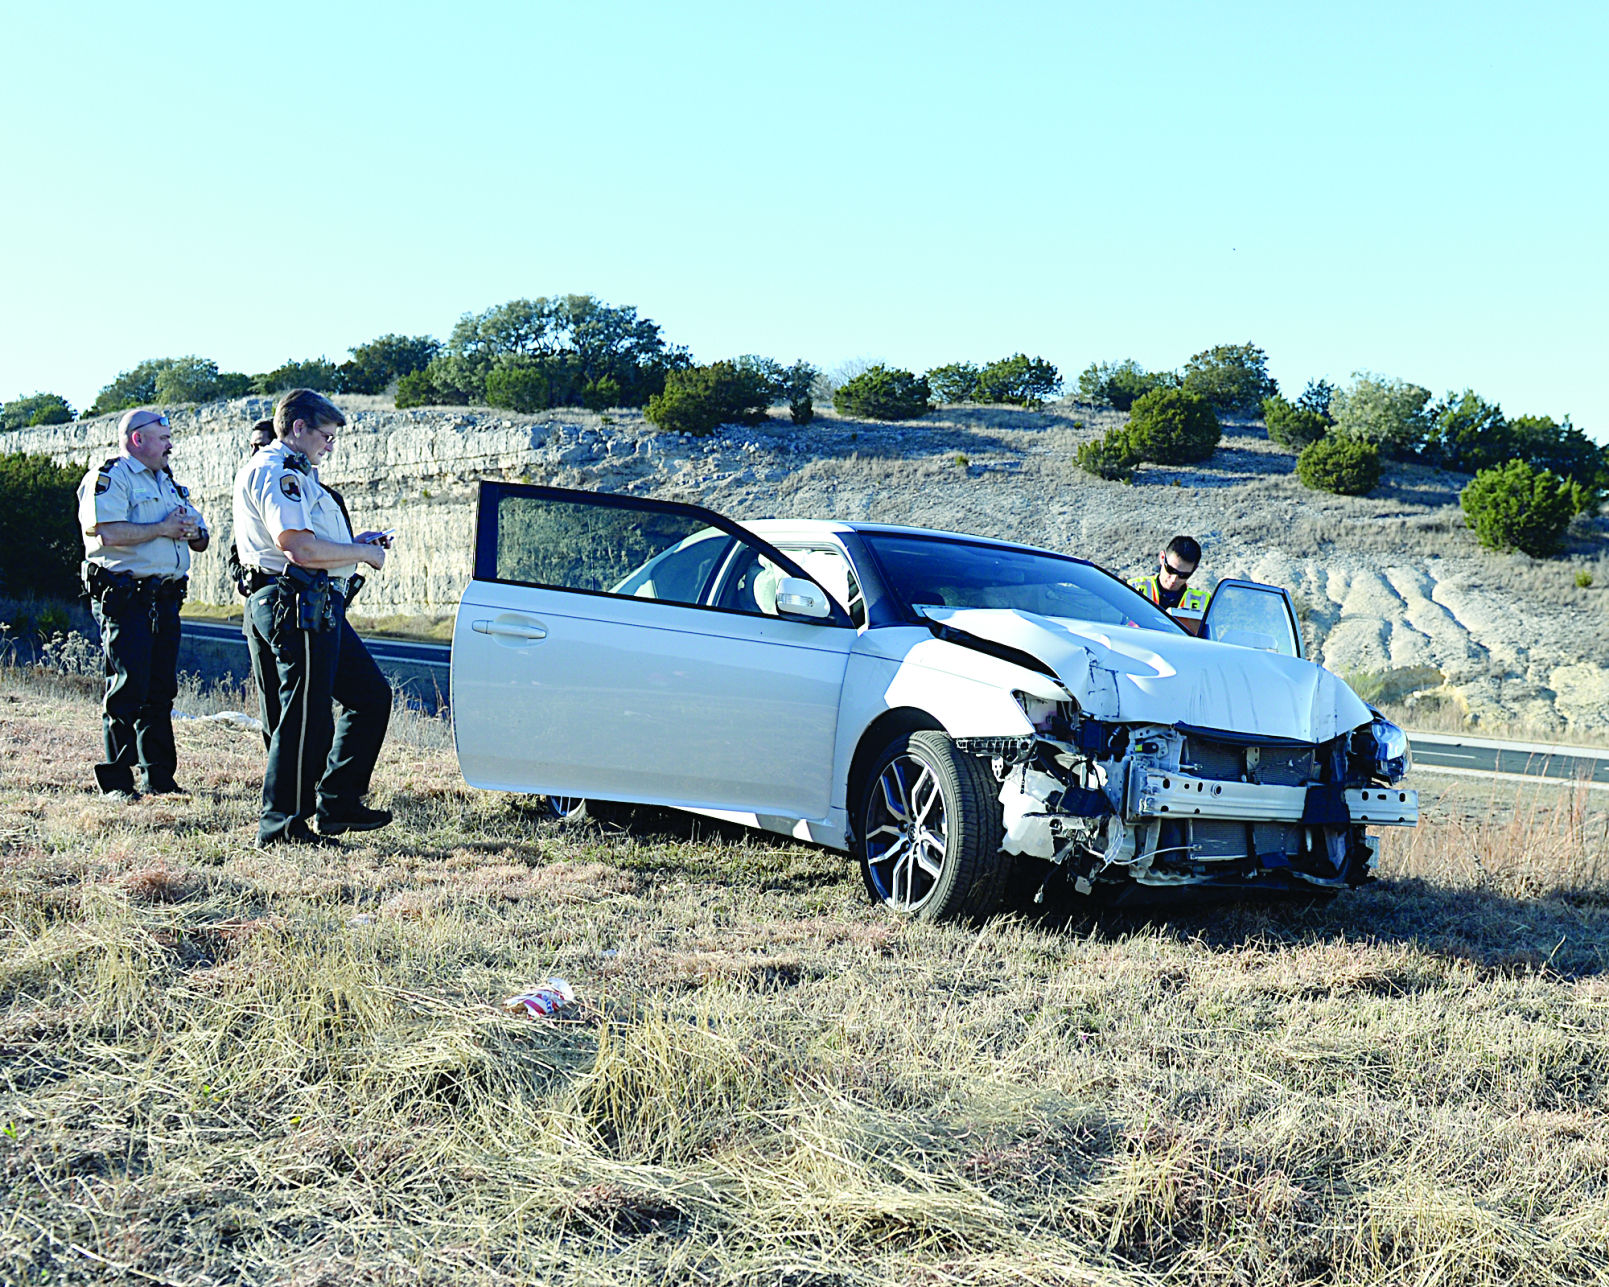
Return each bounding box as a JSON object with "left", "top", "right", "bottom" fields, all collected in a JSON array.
[{"left": 7, "top": 397, "right": 1608, "bottom": 735}]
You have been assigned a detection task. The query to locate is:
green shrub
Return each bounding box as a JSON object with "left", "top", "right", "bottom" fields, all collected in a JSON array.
[
  {"left": 88, "top": 359, "right": 177, "bottom": 417},
  {"left": 485, "top": 358, "right": 558, "bottom": 413},
  {"left": 1076, "top": 359, "right": 1172, "bottom": 411},
  {"left": 790, "top": 396, "right": 814, "bottom": 425},
  {"left": 1460, "top": 459, "right": 1580, "bottom": 557},
  {"left": 2, "top": 393, "right": 74, "bottom": 430},
  {"left": 0, "top": 453, "right": 83, "bottom": 599},
  {"left": 394, "top": 368, "right": 437, "bottom": 409},
  {"left": 1428, "top": 389, "right": 1509, "bottom": 473},
  {"left": 1180, "top": 342, "right": 1278, "bottom": 415},
  {"left": 1261, "top": 394, "right": 1329, "bottom": 449},
  {"left": 152, "top": 355, "right": 251, "bottom": 404},
  {"left": 433, "top": 295, "right": 681, "bottom": 409},
  {"left": 1297, "top": 435, "right": 1380, "bottom": 495},
  {"left": 1330, "top": 372, "right": 1432, "bottom": 457},
  {"left": 1575, "top": 570, "right": 1594, "bottom": 589},
  {"left": 646, "top": 362, "right": 773, "bottom": 436},
  {"left": 1507, "top": 414, "right": 1604, "bottom": 511},
  {"left": 252, "top": 358, "right": 339, "bottom": 395},
  {"left": 926, "top": 362, "right": 979, "bottom": 405},
  {"left": 833, "top": 365, "right": 931, "bottom": 421},
  {"left": 1297, "top": 379, "right": 1335, "bottom": 420},
  {"left": 973, "top": 354, "right": 1061, "bottom": 407},
  {"left": 582, "top": 376, "right": 622, "bottom": 412},
  {"left": 1074, "top": 431, "right": 1139, "bottom": 481},
  {"left": 337, "top": 334, "right": 440, "bottom": 395},
  {"left": 1125, "top": 388, "right": 1220, "bottom": 464}
]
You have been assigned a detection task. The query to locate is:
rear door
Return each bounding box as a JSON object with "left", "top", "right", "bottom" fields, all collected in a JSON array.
[
  {"left": 452, "top": 483, "right": 856, "bottom": 819},
  {"left": 1200, "top": 579, "right": 1305, "bottom": 659}
]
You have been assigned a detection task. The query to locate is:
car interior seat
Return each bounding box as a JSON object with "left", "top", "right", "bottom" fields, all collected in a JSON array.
[{"left": 752, "top": 561, "right": 782, "bottom": 615}]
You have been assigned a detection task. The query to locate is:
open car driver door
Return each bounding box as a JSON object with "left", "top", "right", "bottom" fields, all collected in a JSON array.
[{"left": 1199, "top": 579, "right": 1305, "bottom": 658}]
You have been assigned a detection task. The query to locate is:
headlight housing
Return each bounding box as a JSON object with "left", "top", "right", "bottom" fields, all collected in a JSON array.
[{"left": 1365, "top": 716, "right": 1412, "bottom": 783}]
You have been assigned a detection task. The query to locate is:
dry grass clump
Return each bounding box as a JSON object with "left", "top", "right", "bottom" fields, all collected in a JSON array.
[{"left": 2, "top": 667, "right": 1608, "bottom": 1284}]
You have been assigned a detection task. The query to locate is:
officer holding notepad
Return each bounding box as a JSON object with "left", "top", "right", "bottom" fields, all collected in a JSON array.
[{"left": 232, "top": 389, "right": 394, "bottom": 847}]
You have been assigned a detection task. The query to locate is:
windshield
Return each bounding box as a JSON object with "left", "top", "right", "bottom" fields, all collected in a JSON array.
[{"left": 860, "top": 532, "right": 1182, "bottom": 633}]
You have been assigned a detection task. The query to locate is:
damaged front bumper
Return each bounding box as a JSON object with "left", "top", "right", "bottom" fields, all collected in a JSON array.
[{"left": 966, "top": 720, "right": 1418, "bottom": 894}]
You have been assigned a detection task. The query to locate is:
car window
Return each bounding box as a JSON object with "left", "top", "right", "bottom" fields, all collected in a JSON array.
[
  {"left": 611, "top": 529, "right": 735, "bottom": 603},
  {"left": 1202, "top": 582, "right": 1301, "bottom": 657},
  {"left": 489, "top": 491, "right": 733, "bottom": 606},
  {"left": 777, "top": 545, "right": 865, "bottom": 627},
  {"left": 859, "top": 532, "right": 1180, "bottom": 633},
  {"left": 712, "top": 549, "right": 786, "bottom": 615}
]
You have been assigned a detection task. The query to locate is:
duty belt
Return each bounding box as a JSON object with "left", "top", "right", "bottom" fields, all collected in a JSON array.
[{"left": 245, "top": 568, "right": 350, "bottom": 595}]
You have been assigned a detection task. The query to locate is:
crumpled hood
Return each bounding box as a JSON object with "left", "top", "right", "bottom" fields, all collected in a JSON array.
[{"left": 920, "top": 607, "right": 1370, "bottom": 743}]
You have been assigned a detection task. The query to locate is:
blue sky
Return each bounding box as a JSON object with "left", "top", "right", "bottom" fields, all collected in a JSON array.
[{"left": 3, "top": 1, "right": 1605, "bottom": 437}]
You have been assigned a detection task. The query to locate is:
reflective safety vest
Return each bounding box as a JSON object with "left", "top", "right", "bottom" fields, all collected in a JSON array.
[{"left": 1130, "top": 574, "right": 1212, "bottom": 624}]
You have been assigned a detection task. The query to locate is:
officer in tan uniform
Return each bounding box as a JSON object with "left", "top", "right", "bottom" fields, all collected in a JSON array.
[
  {"left": 77, "top": 408, "right": 209, "bottom": 800},
  {"left": 233, "top": 389, "right": 393, "bottom": 847}
]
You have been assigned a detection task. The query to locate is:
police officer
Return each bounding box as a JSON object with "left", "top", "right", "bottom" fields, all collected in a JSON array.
[
  {"left": 1131, "top": 535, "right": 1213, "bottom": 636},
  {"left": 233, "top": 389, "right": 393, "bottom": 847},
  {"left": 227, "top": 418, "right": 278, "bottom": 599},
  {"left": 227, "top": 418, "right": 283, "bottom": 748},
  {"left": 77, "top": 408, "right": 209, "bottom": 800}
]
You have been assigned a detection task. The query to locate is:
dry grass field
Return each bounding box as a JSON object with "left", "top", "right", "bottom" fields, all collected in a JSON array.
[{"left": 2, "top": 664, "right": 1608, "bottom": 1285}]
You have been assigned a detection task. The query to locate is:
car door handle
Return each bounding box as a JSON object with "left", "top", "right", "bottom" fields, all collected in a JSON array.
[{"left": 472, "top": 619, "right": 547, "bottom": 641}]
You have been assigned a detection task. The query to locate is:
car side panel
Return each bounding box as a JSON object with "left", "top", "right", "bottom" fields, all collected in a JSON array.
[{"left": 453, "top": 579, "right": 852, "bottom": 817}]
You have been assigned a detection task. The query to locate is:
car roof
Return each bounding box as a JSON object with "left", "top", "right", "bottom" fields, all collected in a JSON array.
[{"left": 737, "top": 517, "right": 1082, "bottom": 562}]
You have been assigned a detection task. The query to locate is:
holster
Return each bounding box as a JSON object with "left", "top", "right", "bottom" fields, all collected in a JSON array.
[
  {"left": 281, "top": 564, "right": 338, "bottom": 633},
  {"left": 82, "top": 561, "right": 144, "bottom": 609}
]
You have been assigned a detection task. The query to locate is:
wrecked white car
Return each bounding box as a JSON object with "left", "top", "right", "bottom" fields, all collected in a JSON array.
[{"left": 452, "top": 483, "right": 1417, "bottom": 920}]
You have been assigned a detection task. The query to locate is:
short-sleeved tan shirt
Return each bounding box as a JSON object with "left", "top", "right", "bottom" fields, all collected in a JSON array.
[
  {"left": 77, "top": 455, "right": 202, "bottom": 580},
  {"left": 233, "top": 441, "right": 358, "bottom": 579}
]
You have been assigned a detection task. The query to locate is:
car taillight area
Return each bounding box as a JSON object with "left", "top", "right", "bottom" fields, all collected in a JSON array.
[{"left": 963, "top": 719, "right": 1418, "bottom": 898}]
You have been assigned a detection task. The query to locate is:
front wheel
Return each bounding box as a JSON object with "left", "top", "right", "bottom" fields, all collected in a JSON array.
[{"left": 855, "top": 730, "right": 1007, "bottom": 922}]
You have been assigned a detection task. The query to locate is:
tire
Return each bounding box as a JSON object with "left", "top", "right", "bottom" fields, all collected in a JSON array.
[
  {"left": 855, "top": 730, "right": 1008, "bottom": 922},
  {"left": 541, "top": 795, "right": 588, "bottom": 821}
]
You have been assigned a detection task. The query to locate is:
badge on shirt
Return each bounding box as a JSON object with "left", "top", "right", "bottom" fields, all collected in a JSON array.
[{"left": 280, "top": 475, "right": 302, "bottom": 502}]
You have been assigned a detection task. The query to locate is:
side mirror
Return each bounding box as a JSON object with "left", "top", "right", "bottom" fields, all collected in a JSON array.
[{"left": 774, "top": 576, "right": 832, "bottom": 620}]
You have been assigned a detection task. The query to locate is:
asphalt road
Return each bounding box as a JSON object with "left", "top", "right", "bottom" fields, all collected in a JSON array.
[
  {"left": 1408, "top": 731, "right": 1609, "bottom": 789},
  {"left": 180, "top": 619, "right": 1609, "bottom": 787},
  {"left": 180, "top": 618, "right": 450, "bottom": 711}
]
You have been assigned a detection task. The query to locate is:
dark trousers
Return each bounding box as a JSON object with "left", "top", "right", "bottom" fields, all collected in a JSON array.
[
  {"left": 247, "top": 584, "right": 391, "bottom": 844},
  {"left": 91, "top": 590, "right": 181, "bottom": 793},
  {"left": 243, "top": 610, "right": 281, "bottom": 751}
]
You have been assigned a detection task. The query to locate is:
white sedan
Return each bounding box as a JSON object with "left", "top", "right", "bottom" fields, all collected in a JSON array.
[{"left": 451, "top": 483, "right": 1417, "bottom": 920}]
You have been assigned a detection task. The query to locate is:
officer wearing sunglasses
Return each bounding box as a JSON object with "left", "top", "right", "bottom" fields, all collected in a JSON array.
[
  {"left": 1130, "top": 534, "right": 1213, "bottom": 636},
  {"left": 77, "top": 407, "right": 210, "bottom": 800}
]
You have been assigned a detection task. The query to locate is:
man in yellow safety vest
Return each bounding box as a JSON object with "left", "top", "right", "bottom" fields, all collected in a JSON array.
[{"left": 1130, "top": 535, "right": 1213, "bottom": 635}]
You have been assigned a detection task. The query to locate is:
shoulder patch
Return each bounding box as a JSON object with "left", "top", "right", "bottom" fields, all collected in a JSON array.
[
  {"left": 279, "top": 475, "right": 302, "bottom": 502},
  {"left": 95, "top": 474, "right": 111, "bottom": 495}
]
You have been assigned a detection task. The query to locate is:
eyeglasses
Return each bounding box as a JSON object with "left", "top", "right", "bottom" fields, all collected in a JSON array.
[
  {"left": 310, "top": 424, "right": 337, "bottom": 444},
  {"left": 1161, "top": 559, "right": 1194, "bottom": 580}
]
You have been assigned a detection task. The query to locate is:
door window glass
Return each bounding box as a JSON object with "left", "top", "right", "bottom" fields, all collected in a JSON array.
[
  {"left": 779, "top": 545, "right": 865, "bottom": 626},
  {"left": 491, "top": 492, "right": 732, "bottom": 606},
  {"left": 1202, "top": 583, "right": 1300, "bottom": 656},
  {"left": 712, "top": 549, "right": 786, "bottom": 615}
]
